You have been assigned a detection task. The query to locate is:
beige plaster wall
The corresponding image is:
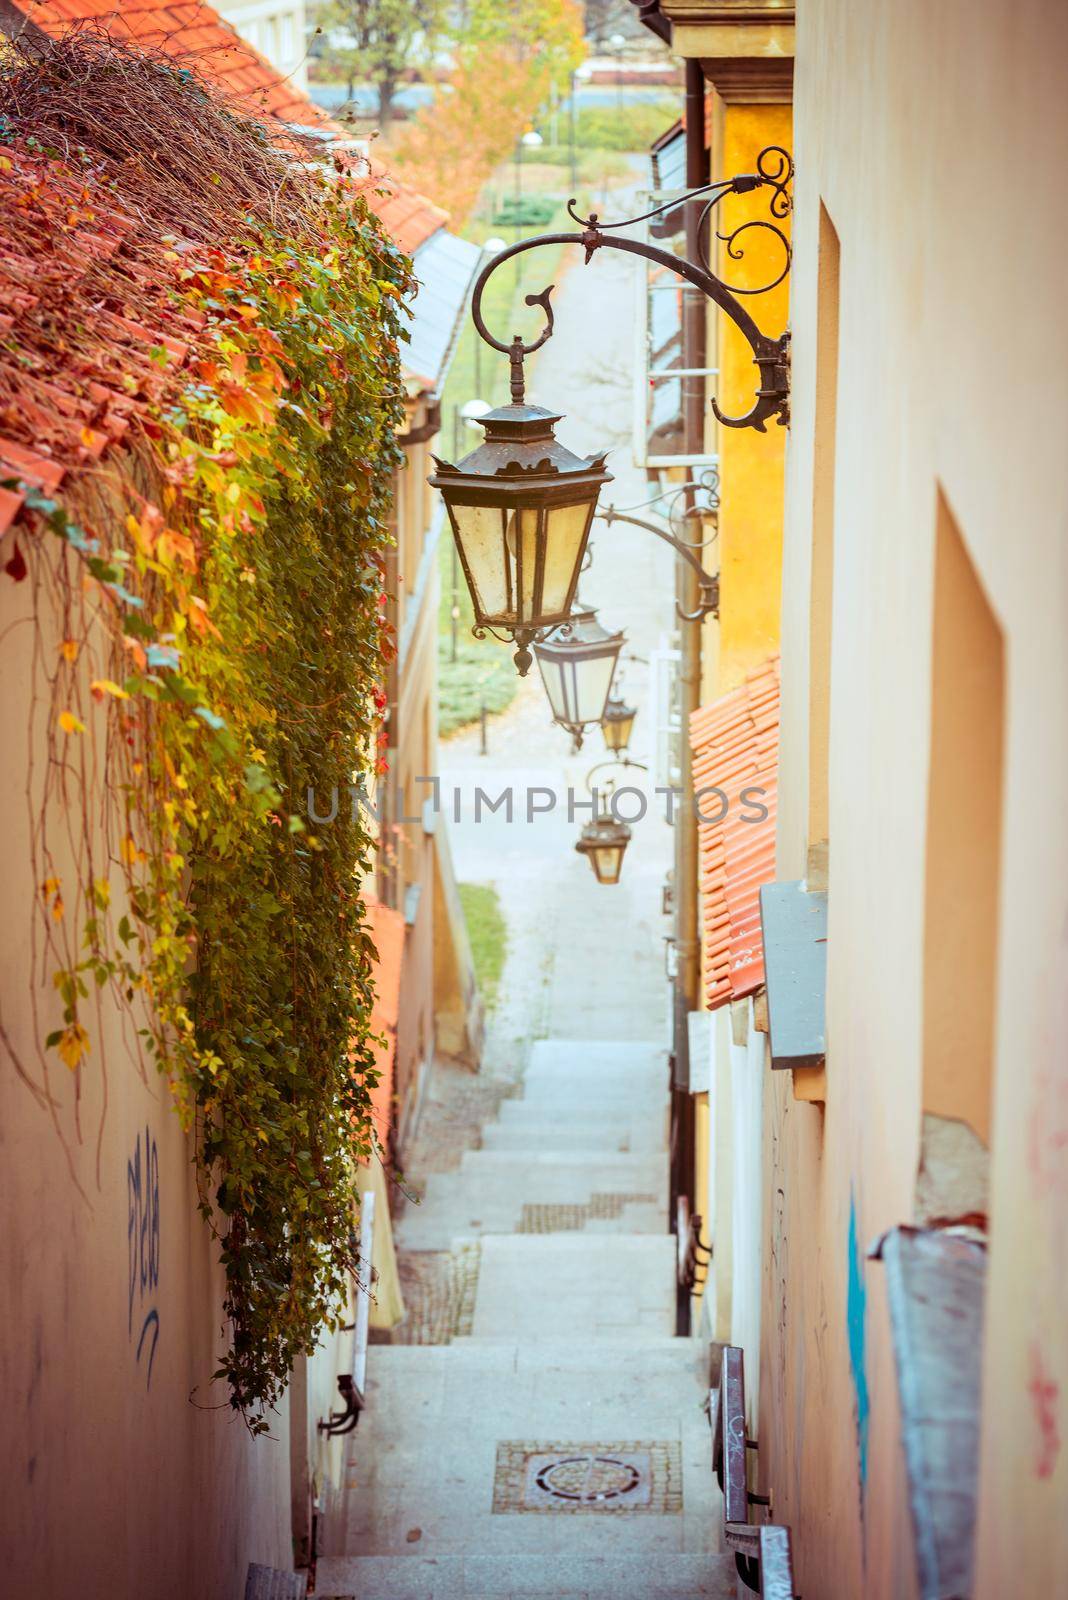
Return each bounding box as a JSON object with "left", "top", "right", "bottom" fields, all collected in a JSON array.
[
  {"left": 0, "top": 553, "right": 292, "bottom": 1597},
  {"left": 766, "top": 1, "right": 1068, "bottom": 1595}
]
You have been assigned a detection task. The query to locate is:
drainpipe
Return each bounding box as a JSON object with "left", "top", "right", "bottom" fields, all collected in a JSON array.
[{"left": 672, "top": 57, "right": 709, "bottom": 1334}]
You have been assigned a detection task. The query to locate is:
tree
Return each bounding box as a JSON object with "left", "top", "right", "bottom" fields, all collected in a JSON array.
[
  {"left": 312, "top": 0, "right": 444, "bottom": 132},
  {"left": 390, "top": 0, "right": 584, "bottom": 222}
]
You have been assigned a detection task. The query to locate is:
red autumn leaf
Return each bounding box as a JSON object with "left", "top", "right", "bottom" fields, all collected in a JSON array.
[{"left": 4, "top": 540, "right": 27, "bottom": 582}]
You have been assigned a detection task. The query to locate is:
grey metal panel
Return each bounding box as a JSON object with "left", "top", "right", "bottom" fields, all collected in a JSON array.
[
  {"left": 759, "top": 1525, "right": 796, "bottom": 1598},
  {"left": 244, "top": 1564, "right": 307, "bottom": 1599},
  {"left": 872, "top": 1227, "right": 986, "bottom": 1600},
  {"left": 406, "top": 230, "right": 482, "bottom": 391},
  {"left": 758, "top": 880, "right": 828, "bottom": 1069},
  {"left": 721, "top": 1345, "right": 749, "bottom": 1526}
]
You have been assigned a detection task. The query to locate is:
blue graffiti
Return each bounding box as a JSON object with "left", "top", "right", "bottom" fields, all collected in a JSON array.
[
  {"left": 127, "top": 1125, "right": 160, "bottom": 1389},
  {"left": 846, "top": 1189, "right": 870, "bottom": 1488}
]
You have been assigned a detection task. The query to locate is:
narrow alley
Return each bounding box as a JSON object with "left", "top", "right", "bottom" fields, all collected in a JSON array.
[{"left": 317, "top": 191, "right": 735, "bottom": 1600}]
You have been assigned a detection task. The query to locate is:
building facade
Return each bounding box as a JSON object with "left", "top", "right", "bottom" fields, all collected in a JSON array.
[
  {"left": 0, "top": 3, "right": 480, "bottom": 1594},
  {"left": 638, "top": 0, "right": 1068, "bottom": 1593}
]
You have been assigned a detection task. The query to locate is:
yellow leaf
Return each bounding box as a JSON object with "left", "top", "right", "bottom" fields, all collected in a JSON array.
[
  {"left": 41, "top": 877, "right": 60, "bottom": 897},
  {"left": 120, "top": 834, "right": 145, "bottom": 866},
  {"left": 57, "top": 1023, "right": 90, "bottom": 1071},
  {"left": 58, "top": 711, "right": 86, "bottom": 735},
  {"left": 93, "top": 878, "right": 111, "bottom": 908},
  {"left": 90, "top": 679, "right": 130, "bottom": 702},
  {"left": 61, "top": 639, "right": 79, "bottom": 663},
  {"left": 51, "top": 894, "right": 64, "bottom": 923}
]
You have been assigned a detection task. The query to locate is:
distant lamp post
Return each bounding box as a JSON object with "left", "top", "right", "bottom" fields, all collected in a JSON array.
[
  {"left": 576, "top": 812, "right": 632, "bottom": 885},
  {"left": 533, "top": 606, "right": 624, "bottom": 750},
  {"left": 574, "top": 756, "right": 648, "bottom": 885},
  {"left": 429, "top": 359, "right": 611, "bottom": 674},
  {"left": 601, "top": 695, "right": 637, "bottom": 755},
  {"left": 459, "top": 397, "right": 492, "bottom": 431}
]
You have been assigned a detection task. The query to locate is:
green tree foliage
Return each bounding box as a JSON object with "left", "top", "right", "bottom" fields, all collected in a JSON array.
[
  {"left": 391, "top": 0, "right": 584, "bottom": 220},
  {"left": 314, "top": 0, "right": 444, "bottom": 129}
]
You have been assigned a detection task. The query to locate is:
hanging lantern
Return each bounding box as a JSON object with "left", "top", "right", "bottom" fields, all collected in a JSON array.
[
  {"left": 533, "top": 607, "right": 624, "bottom": 749},
  {"left": 575, "top": 813, "right": 632, "bottom": 885},
  {"left": 428, "top": 402, "right": 611, "bottom": 675},
  {"left": 601, "top": 696, "right": 637, "bottom": 756}
]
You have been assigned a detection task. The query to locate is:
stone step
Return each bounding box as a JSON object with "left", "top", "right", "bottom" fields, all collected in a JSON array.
[
  {"left": 527, "top": 1040, "right": 668, "bottom": 1074},
  {"left": 471, "top": 1234, "right": 675, "bottom": 1341},
  {"left": 315, "top": 1552, "right": 736, "bottom": 1600},
  {"left": 494, "top": 1099, "right": 667, "bottom": 1129},
  {"left": 480, "top": 1122, "right": 656, "bottom": 1153},
  {"left": 515, "top": 1078, "right": 667, "bottom": 1103},
  {"left": 458, "top": 1148, "right": 665, "bottom": 1179}
]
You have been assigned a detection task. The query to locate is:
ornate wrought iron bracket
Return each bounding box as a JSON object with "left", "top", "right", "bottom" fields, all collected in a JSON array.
[
  {"left": 593, "top": 470, "right": 721, "bottom": 622},
  {"left": 469, "top": 146, "right": 793, "bottom": 433},
  {"left": 583, "top": 756, "right": 649, "bottom": 798}
]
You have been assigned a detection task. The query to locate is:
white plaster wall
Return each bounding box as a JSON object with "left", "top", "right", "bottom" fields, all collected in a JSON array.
[{"left": 218, "top": 2, "right": 309, "bottom": 88}]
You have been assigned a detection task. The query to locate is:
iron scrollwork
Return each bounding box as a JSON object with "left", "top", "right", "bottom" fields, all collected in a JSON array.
[{"left": 469, "top": 147, "right": 793, "bottom": 432}]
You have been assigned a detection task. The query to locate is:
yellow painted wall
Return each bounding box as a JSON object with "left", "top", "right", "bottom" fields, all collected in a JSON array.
[
  {"left": 704, "top": 102, "right": 793, "bottom": 701},
  {"left": 694, "top": 99, "right": 793, "bottom": 1326}
]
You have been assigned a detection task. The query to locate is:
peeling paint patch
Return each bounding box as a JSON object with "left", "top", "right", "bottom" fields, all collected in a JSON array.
[
  {"left": 847, "top": 1189, "right": 870, "bottom": 1487},
  {"left": 1028, "top": 1341, "right": 1061, "bottom": 1480}
]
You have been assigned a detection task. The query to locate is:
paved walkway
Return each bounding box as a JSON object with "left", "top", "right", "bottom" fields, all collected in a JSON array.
[{"left": 315, "top": 182, "right": 736, "bottom": 1600}]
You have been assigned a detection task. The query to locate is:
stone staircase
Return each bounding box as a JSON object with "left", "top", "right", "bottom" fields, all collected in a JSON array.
[{"left": 315, "top": 1040, "right": 736, "bottom": 1600}]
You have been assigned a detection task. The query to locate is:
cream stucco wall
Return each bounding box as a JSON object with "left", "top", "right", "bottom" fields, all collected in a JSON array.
[
  {"left": 0, "top": 552, "right": 292, "bottom": 1597},
  {"left": 766, "top": 2, "right": 1068, "bottom": 1597}
]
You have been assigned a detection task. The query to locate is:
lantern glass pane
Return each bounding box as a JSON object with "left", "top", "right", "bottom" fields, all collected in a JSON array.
[
  {"left": 543, "top": 501, "right": 592, "bottom": 615},
  {"left": 508, "top": 500, "right": 590, "bottom": 625},
  {"left": 593, "top": 845, "right": 623, "bottom": 884},
  {"left": 536, "top": 655, "right": 569, "bottom": 723},
  {"left": 572, "top": 650, "right": 618, "bottom": 726},
  {"left": 452, "top": 502, "right": 508, "bottom": 620}
]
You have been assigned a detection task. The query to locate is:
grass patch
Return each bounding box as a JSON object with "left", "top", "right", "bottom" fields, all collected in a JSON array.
[{"left": 458, "top": 882, "right": 508, "bottom": 1013}]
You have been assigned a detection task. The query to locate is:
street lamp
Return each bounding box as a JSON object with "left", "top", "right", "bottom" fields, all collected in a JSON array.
[
  {"left": 601, "top": 695, "right": 637, "bottom": 755},
  {"left": 573, "top": 756, "right": 648, "bottom": 884},
  {"left": 428, "top": 390, "right": 611, "bottom": 675},
  {"left": 430, "top": 148, "right": 792, "bottom": 669},
  {"left": 575, "top": 811, "right": 632, "bottom": 885},
  {"left": 533, "top": 605, "right": 624, "bottom": 749}
]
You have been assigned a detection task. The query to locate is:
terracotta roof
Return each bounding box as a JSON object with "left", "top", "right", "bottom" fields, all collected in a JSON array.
[
  {"left": 364, "top": 897, "right": 405, "bottom": 1149},
  {"left": 0, "top": 142, "right": 204, "bottom": 535},
  {"left": 7, "top": 0, "right": 448, "bottom": 254},
  {"left": 690, "top": 656, "right": 780, "bottom": 1010}
]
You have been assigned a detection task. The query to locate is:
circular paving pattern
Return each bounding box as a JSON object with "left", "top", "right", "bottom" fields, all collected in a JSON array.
[{"left": 534, "top": 1453, "right": 642, "bottom": 1503}]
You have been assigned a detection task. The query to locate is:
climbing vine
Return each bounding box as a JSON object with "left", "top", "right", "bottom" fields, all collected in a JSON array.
[{"left": 0, "top": 36, "right": 413, "bottom": 1426}]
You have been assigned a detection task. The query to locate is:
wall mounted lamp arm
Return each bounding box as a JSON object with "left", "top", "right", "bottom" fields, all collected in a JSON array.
[
  {"left": 468, "top": 148, "right": 793, "bottom": 433},
  {"left": 596, "top": 505, "right": 719, "bottom": 622},
  {"left": 584, "top": 756, "right": 649, "bottom": 798}
]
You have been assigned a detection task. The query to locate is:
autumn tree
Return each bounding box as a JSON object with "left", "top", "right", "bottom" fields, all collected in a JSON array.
[
  {"left": 389, "top": 0, "right": 584, "bottom": 221},
  {"left": 312, "top": 0, "right": 444, "bottom": 131}
]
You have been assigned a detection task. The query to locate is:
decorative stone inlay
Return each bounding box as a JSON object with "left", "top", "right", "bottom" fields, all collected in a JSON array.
[
  {"left": 517, "top": 1193, "right": 658, "bottom": 1233},
  {"left": 390, "top": 1240, "right": 482, "bottom": 1345},
  {"left": 492, "top": 1441, "right": 682, "bottom": 1515}
]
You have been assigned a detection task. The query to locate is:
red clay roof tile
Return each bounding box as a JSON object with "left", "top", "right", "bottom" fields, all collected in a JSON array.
[
  {"left": 689, "top": 655, "right": 780, "bottom": 1010},
  {"left": 14, "top": 0, "right": 447, "bottom": 253}
]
